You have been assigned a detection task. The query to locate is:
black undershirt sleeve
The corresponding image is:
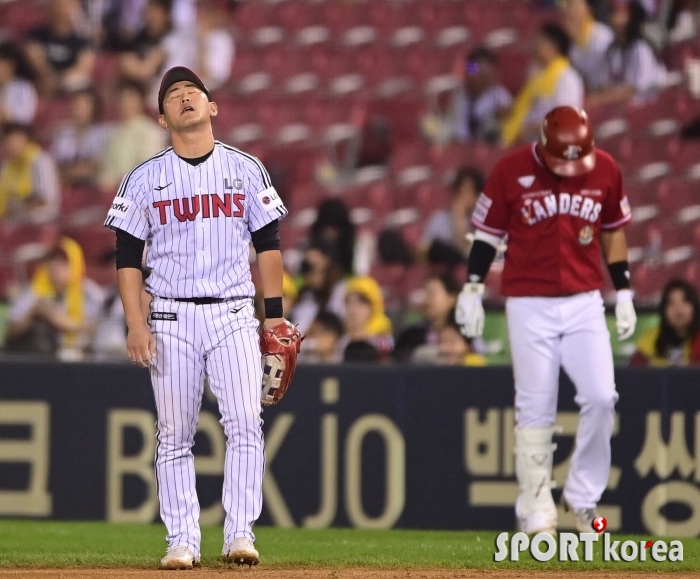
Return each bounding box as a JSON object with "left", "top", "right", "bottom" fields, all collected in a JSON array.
[
  {"left": 116, "top": 229, "right": 146, "bottom": 270},
  {"left": 251, "top": 219, "right": 280, "bottom": 253},
  {"left": 466, "top": 239, "right": 498, "bottom": 283}
]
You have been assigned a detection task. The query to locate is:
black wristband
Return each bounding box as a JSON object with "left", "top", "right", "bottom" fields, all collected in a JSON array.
[
  {"left": 264, "top": 297, "right": 283, "bottom": 319},
  {"left": 607, "top": 260, "right": 631, "bottom": 290},
  {"left": 467, "top": 239, "right": 497, "bottom": 283}
]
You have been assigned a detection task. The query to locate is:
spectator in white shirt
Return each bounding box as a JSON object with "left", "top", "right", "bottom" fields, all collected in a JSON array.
[
  {"left": 449, "top": 48, "right": 512, "bottom": 143},
  {"left": 0, "top": 124, "right": 60, "bottom": 224},
  {"left": 562, "top": 0, "right": 614, "bottom": 90},
  {"left": 502, "top": 23, "right": 584, "bottom": 145},
  {"left": 589, "top": 0, "right": 666, "bottom": 105},
  {"left": 0, "top": 43, "right": 38, "bottom": 125},
  {"left": 52, "top": 88, "right": 111, "bottom": 186}
]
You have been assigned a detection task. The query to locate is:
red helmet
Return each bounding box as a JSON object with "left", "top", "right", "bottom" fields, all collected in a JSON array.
[{"left": 537, "top": 106, "right": 596, "bottom": 177}]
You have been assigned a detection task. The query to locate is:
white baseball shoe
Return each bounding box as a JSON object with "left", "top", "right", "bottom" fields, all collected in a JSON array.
[
  {"left": 562, "top": 496, "right": 597, "bottom": 533},
  {"left": 159, "top": 545, "right": 200, "bottom": 570},
  {"left": 222, "top": 537, "right": 259, "bottom": 567},
  {"left": 516, "top": 496, "right": 557, "bottom": 536}
]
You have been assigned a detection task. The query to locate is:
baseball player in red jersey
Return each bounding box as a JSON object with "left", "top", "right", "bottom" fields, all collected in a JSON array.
[{"left": 456, "top": 106, "right": 637, "bottom": 534}]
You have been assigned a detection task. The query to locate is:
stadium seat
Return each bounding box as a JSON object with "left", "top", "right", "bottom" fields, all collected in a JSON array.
[
  {"left": 494, "top": 47, "right": 532, "bottom": 95},
  {"left": 433, "top": 142, "right": 502, "bottom": 182},
  {"left": 321, "top": 1, "right": 368, "bottom": 37},
  {"left": 419, "top": 0, "right": 466, "bottom": 37},
  {"left": 656, "top": 179, "right": 696, "bottom": 219},
  {"left": 671, "top": 142, "right": 700, "bottom": 174},
  {"left": 232, "top": 3, "right": 279, "bottom": 38},
  {"left": 279, "top": 1, "right": 321, "bottom": 34}
]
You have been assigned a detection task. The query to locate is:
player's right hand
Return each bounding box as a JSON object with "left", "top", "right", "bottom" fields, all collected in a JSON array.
[
  {"left": 127, "top": 322, "right": 156, "bottom": 367},
  {"left": 455, "top": 282, "right": 485, "bottom": 338}
]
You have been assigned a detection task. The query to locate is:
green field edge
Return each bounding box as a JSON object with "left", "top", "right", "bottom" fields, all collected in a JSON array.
[{"left": 0, "top": 521, "right": 696, "bottom": 571}]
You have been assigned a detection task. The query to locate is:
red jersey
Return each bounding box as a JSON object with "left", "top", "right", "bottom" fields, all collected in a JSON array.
[{"left": 472, "top": 144, "right": 631, "bottom": 297}]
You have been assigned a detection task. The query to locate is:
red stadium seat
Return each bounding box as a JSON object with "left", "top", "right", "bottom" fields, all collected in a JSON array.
[
  {"left": 433, "top": 142, "right": 502, "bottom": 182},
  {"left": 321, "top": 1, "right": 368, "bottom": 37},
  {"left": 671, "top": 142, "right": 700, "bottom": 174},
  {"left": 494, "top": 47, "right": 532, "bottom": 95},
  {"left": 419, "top": 0, "right": 466, "bottom": 37},
  {"left": 279, "top": 1, "right": 321, "bottom": 34},
  {"left": 368, "top": 1, "right": 417, "bottom": 34},
  {"left": 656, "top": 179, "right": 696, "bottom": 219},
  {"left": 232, "top": 3, "right": 279, "bottom": 39}
]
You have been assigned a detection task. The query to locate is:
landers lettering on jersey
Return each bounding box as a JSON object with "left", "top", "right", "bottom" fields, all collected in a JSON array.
[
  {"left": 520, "top": 192, "right": 602, "bottom": 226},
  {"left": 152, "top": 192, "right": 245, "bottom": 224}
]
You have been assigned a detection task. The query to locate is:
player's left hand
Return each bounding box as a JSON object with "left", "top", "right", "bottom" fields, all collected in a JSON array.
[
  {"left": 456, "top": 282, "right": 485, "bottom": 338},
  {"left": 615, "top": 289, "right": 637, "bottom": 341}
]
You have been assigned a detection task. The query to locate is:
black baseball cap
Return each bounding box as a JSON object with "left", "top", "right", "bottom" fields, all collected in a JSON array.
[{"left": 158, "top": 66, "right": 211, "bottom": 114}]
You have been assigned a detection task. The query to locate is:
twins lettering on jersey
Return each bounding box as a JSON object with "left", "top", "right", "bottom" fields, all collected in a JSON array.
[
  {"left": 153, "top": 192, "right": 245, "bottom": 224},
  {"left": 519, "top": 191, "right": 602, "bottom": 226}
]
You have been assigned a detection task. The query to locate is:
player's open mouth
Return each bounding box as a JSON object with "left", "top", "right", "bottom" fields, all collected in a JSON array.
[{"left": 181, "top": 106, "right": 194, "bottom": 114}]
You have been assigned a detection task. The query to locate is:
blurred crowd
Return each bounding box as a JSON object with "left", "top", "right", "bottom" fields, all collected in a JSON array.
[{"left": 0, "top": 0, "right": 699, "bottom": 366}]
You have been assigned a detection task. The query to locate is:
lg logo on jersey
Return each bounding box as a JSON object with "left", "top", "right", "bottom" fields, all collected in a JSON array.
[
  {"left": 520, "top": 192, "right": 602, "bottom": 226},
  {"left": 224, "top": 177, "right": 243, "bottom": 190},
  {"left": 152, "top": 193, "right": 245, "bottom": 224}
]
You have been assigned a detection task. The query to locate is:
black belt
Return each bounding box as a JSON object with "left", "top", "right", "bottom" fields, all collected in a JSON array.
[{"left": 160, "top": 296, "right": 229, "bottom": 305}]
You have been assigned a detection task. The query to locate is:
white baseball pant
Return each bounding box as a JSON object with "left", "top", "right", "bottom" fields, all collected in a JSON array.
[
  {"left": 148, "top": 297, "right": 264, "bottom": 556},
  {"left": 506, "top": 290, "right": 618, "bottom": 510}
]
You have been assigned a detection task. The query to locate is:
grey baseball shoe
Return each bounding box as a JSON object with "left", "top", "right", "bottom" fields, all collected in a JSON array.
[
  {"left": 562, "top": 496, "right": 597, "bottom": 533},
  {"left": 222, "top": 537, "right": 259, "bottom": 567},
  {"left": 159, "top": 545, "right": 200, "bottom": 570}
]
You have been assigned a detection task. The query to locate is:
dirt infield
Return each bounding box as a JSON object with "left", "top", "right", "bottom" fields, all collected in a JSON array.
[{"left": 0, "top": 570, "right": 697, "bottom": 579}]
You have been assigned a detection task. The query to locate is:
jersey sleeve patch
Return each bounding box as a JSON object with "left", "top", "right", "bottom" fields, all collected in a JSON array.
[
  {"left": 108, "top": 197, "right": 133, "bottom": 219},
  {"left": 472, "top": 194, "right": 492, "bottom": 224},
  {"left": 256, "top": 187, "right": 283, "bottom": 213},
  {"left": 620, "top": 196, "right": 631, "bottom": 217}
]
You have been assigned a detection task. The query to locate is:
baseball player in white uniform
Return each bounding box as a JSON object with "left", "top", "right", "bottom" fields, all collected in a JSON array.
[
  {"left": 104, "top": 67, "right": 288, "bottom": 569},
  {"left": 456, "top": 106, "right": 637, "bottom": 535}
]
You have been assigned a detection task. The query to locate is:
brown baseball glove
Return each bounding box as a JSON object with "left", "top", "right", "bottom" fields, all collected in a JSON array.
[{"left": 260, "top": 319, "right": 304, "bottom": 406}]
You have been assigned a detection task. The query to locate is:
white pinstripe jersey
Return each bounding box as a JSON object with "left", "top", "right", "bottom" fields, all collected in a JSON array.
[{"left": 104, "top": 141, "right": 287, "bottom": 299}]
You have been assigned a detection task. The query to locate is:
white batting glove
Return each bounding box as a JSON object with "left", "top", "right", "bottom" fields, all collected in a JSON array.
[
  {"left": 455, "top": 282, "right": 485, "bottom": 338},
  {"left": 615, "top": 289, "right": 637, "bottom": 341}
]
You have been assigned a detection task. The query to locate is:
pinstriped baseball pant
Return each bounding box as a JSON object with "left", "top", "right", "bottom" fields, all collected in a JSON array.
[{"left": 148, "top": 297, "right": 264, "bottom": 556}]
